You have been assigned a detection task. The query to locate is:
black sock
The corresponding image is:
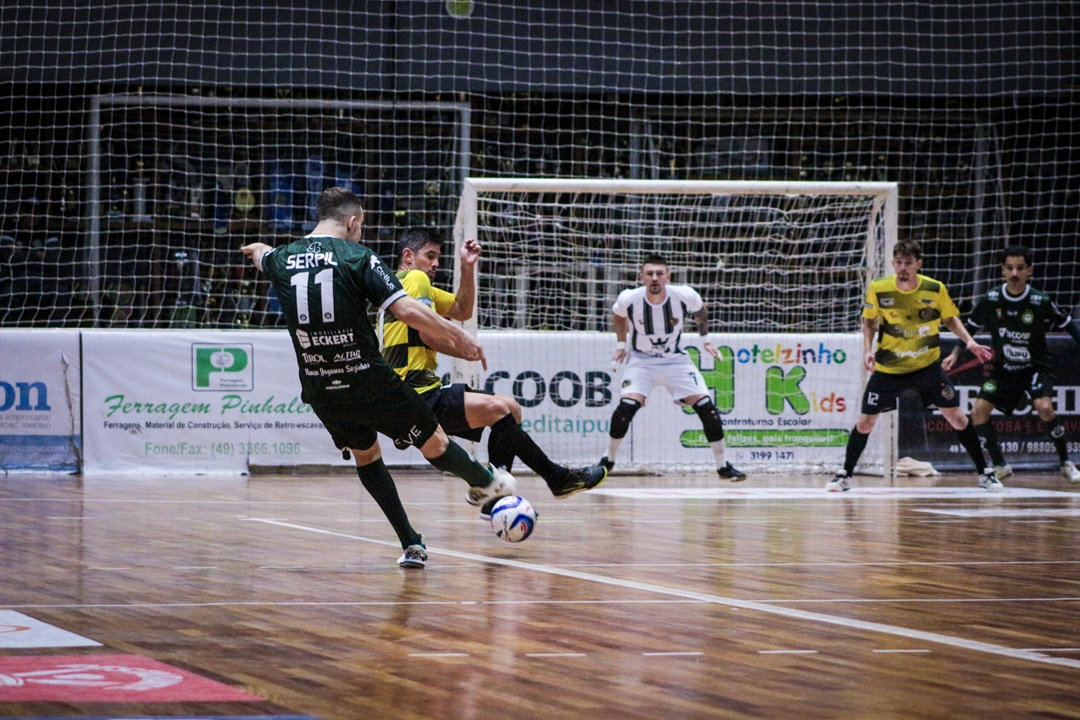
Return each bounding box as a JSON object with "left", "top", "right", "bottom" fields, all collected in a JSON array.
[
  {"left": 844, "top": 427, "right": 870, "bottom": 475},
  {"left": 486, "top": 415, "right": 516, "bottom": 473},
  {"left": 1047, "top": 417, "right": 1069, "bottom": 464},
  {"left": 488, "top": 414, "right": 567, "bottom": 488},
  {"left": 427, "top": 439, "right": 492, "bottom": 487},
  {"left": 956, "top": 420, "right": 988, "bottom": 473},
  {"left": 974, "top": 421, "right": 1006, "bottom": 466},
  {"left": 356, "top": 460, "right": 419, "bottom": 549}
]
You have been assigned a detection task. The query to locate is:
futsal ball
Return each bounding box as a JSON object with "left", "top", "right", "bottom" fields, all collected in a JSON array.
[{"left": 489, "top": 495, "right": 537, "bottom": 543}]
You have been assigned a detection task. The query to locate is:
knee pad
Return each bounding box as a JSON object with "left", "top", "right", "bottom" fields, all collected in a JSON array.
[
  {"left": 610, "top": 398, "right": 642, "bottom": 439},
  {"left": 693, "top": 398, "right": 725, "bottom": 442}
]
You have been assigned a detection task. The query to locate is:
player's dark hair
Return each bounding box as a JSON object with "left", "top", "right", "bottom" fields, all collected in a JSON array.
[
  {"left": 397, "top": 227, "right": 442, "bottom": 261},
  {"left": 316, "top": 187, "right": 365, "bottom": 224},
  {"left": 641, "top": 252, "right": 668, "bottom": 269},
  {"left": 1001, "top": 245, "right": 1032, "bottom": 266},
  {"left": 893, "top": 239, "right": 922, "bottom": 261}
]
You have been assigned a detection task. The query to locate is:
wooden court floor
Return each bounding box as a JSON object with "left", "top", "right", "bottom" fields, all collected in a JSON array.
[{"left": 1, "top": 467, "right": 1079, "bottom": 719}]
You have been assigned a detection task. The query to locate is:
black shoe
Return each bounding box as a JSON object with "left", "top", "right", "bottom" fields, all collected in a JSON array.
[
  {"left": 552, "top": 465, "right": 608, "bottom": 499},
  {"left": 479, "top": 496, "right": 500, "bottom": 521},
  {"left": 598, "top": 456, "right": 615, "bottom": 472},
  {"left": 717, "top": 462, "right": 746, "bottom": 482}
]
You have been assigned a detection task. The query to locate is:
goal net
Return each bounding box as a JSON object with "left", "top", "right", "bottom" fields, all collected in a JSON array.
[{"left": 453, "top": 178, "right": 898, "bottom": 475}]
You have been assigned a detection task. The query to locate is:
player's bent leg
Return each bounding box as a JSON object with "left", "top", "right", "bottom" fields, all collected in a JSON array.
[
  {"left": 1034, "top": 397, "right": 1073, "bottom": 472},
  {"left": 464, "top": 392, "right": 521, "bottom": 428},
  {"left": 688, "top": 396, "right": 745, "bottom": 481},
  {"left": 970, "top": 398, "right": 1009, "bottom": 475},
  {"left": 487, "top": 413, "right": 565, "bottom": 486},
  {"left": 609, "top": 396, "right": 643, "bottom": 438},
  {"left": 941, "top": 407, "right": 999, "bottom": 488},
  {"left": 828, "top": 412, "right": 878, "bottom": 491},
  {"left": 420, "top": 428, "right": 516, "bottom": 504},
  {"left": 351, "top": 445, "right": 426, "bottom": 567},
  {"left": 602, "top": 396, "right": 643, "bottom": 469}
]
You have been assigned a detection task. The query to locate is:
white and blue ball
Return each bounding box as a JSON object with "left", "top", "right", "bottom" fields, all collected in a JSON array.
[{"left": 489, "top": 495, "right": 537, "bottom": 543}]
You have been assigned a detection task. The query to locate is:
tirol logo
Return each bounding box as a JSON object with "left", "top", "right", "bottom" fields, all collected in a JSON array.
[{"left": 192, "top": 344, "right": 254, "bottom": 391}]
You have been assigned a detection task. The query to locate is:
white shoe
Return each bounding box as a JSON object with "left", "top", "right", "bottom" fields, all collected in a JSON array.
[
  {"left": 466, "top": 465, "right": 518, "bottom": 506},
  {"left": 397, "top": 539, "right": 427, "bottom": 569},
  {"left": 1061, "top": 461, "right": 1080, "bottom": 484},
  {"left": 826, "top": 470, "right": 851, "bottom": 492},
  {"left": 979, "top": 468, "right": 1004, "bottom": 492},
  {"left": 993, "top": 464, "right": 1014, "bottom": 480}
]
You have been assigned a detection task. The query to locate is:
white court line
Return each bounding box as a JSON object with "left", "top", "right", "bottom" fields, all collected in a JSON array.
[
  {"left": 526, "top": 653, "right": 587, "bottom": 657},
  {"left": 246, "top": 518, "right": 1080, "bottom": 671},
  {"left": 593, "top": 487, "right": 1073, "bottom": 499},
  {"left": 409, "top": 652, "right": 469, "bottom": 658},
  {"left": 915, "top": 508, "right": 1080, "bottom": 518}
]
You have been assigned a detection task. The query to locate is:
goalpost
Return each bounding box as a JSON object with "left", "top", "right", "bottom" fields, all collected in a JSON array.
[{"left": 452, "top": 178, "right": 899, "bottom": 476}]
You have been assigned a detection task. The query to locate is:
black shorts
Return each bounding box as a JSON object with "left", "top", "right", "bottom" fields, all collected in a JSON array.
[
  {"left": 308, "top": 376, "right": 440, "bottom": 453},
  {"left": 861, "top": 363, "right": 960, "bottom": 415},
  {"left": 977, "top": 367, "right": 1054, "bottom": 415},
  {"left": 417, "top": 383, "right": 490, "bottom": 443}
]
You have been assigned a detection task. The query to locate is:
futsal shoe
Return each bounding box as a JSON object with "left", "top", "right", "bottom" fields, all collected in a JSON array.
[
  {"left": 552, "top": 465, "right": 608, "bottom": 499},
  {"left": 993, "top": 464, "right": 1014, "bottom": 480},
  {"left": 397, "top": 538, "right": 427, "bottom": 569},
  {"left": 467, "top": 465, "right": 518, "bottom": 506},
  {"left": 717, "top": 462, "right": 747, "bottom": 482},
  {"left": 1061, "top": 461, "right": 1080, "bottom": 483},
  {"left": 978, "top": 468, "right": 1004, "bottom": 492},
  {"left": 598, "top": 456, "right": 615, "bottom": 472},
  {"left": 826, "top": 470, "right": 851, "bottom": 492}
]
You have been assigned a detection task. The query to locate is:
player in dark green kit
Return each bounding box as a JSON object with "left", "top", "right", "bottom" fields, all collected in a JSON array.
[
  {"left": 241, "top": 188, "right": 516, "bottom": 568},
  {"left": 945, "top": 245, "right": 1080, "bottom": 482}
]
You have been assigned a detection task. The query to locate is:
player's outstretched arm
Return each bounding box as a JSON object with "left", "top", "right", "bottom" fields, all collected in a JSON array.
[
  {"left": 390, "top": 295, "right": 487, "bottom": 370},
  {"left": 943, "top": 316, "right": 992, "bottom": 364},
  {"left": 445, "top": 238, "right": 480, "bottom": 321},
  {"left": 240, "top": 242, "right": 273, "bottom": 272}
]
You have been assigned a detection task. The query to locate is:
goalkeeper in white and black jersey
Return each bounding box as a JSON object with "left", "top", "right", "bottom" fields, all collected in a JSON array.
[
  {"left": 944, "top": 245, "right": 1080, "bottom": 483},
  {"left": 600, "top": 253, "right": 745, "bottom": 481}
]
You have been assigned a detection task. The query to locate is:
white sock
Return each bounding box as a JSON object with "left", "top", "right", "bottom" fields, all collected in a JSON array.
[
  {"left": 710, "top": 438, "right": 727, "bottom": 468},
  {"left": 606, "top": 437, "right": 623, "bottom": 461}
]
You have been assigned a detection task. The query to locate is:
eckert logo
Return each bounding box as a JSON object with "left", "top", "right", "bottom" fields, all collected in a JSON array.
[{"left": 192, "top": 345, "right": 254, "bottom": 391}]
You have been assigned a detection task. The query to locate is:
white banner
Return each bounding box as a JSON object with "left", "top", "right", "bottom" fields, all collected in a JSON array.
[
  {"left": 72, "top": 329, "right": 872, "bottom": 475},
  {"left": 455, "top": 331, "right": 871, "bottom": 472},
  {"left": 0, "top": 329, "right": 81, "bottom": 472},
  {"left": 82, "top": 329, "right": 351, "bottom": 474}
]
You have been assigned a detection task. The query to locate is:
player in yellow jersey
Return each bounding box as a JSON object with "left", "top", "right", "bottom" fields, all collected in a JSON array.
[
  {"left": 827, "top": 239, "right": 998, "bottom": 492},
  {"left": 381, "top": 228, "right": 607, "bottom": 512}
]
